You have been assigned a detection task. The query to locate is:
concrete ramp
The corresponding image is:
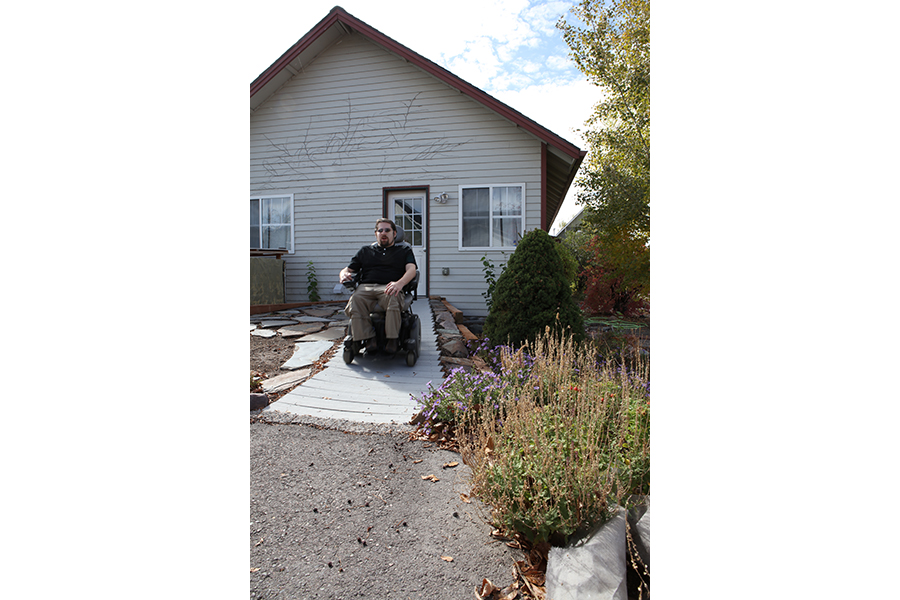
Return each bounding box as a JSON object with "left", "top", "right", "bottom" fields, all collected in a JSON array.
[{"left": 268, "top": 300, "right": 446, "bottom": 424}]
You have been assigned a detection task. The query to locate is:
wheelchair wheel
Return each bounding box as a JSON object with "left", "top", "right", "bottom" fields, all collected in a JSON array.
[
  {"left": 343, "top": 346, "right": 355, "bottom": 364},
  {"left": 406, "top": 350, "right": 417, "bottom": 367},
  {"left": 411, "top": 315, "right": 421, "bottom": 348}
]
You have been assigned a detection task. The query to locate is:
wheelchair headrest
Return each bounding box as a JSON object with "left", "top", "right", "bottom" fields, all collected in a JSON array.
[{"left": 373, "top": 225, "right": 408, "bottom": 247}]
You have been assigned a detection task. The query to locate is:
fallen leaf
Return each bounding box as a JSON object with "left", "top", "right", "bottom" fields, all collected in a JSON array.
[
  {"left": 421, "top": 474, "right": 439, "bottom": 482},
  {"left": 459, "top": 493, "right": 472, "bottom": 503},
  {"left": 255, "top": 537, "right": 264, "bottom": 547},
  {"left": 515, "top": 561, "right": 547, "bottom": 598},
  {"left": 441, "top": 555, "right": 454, "bottom": 562},
  {"left": 413, "top": 459, "right": 423, "bottom": 464},
  {"left": 250, "top": 568, "right": 259, "bottom": 573},
  {"left": 477, "top": 578, "right": 499, "bottom": 597},
  {"left": 442, "top": 461, "right": 459, "bottom": 469},
  {"left": 498, "top": 582, "right": 520, "bottom": 600}
]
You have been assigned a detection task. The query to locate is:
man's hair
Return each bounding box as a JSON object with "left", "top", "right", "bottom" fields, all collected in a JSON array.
[{"left": 374, "top": 218, "right": 396, "bottom": 233}]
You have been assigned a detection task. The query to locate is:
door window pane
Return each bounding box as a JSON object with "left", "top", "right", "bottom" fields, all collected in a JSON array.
[{"left": 394, "top": 197, "right": 424, "bottom": 247}]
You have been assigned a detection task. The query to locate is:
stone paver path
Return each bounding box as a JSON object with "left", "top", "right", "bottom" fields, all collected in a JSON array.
[{"left": 255, "top": 300, "right": 444, "bottom": 424}]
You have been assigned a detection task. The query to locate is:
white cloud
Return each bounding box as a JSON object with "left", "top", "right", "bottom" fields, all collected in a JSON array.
[
  {"left": 445, "top": 37, "right": 504, "bottom": 89},
  {"left": 490, "top": 70, "right": 537, "bottom": 93},
  {"left": 546, "top": 55, "right": 572, "bottom": 71},
  {"left": 526, "top": 2, "right": 572, "bottom": 38},
  {"left": 522, "top": 61, "right": 541, "bottom": 74}
]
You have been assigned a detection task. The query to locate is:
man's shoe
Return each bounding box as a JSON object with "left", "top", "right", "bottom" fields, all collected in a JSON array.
[
  {"left": 365, "top": 338, "right": 378, "bottom": 353},
  {"left": 385, "top": 338, "right": 398, "bottom": 354}
]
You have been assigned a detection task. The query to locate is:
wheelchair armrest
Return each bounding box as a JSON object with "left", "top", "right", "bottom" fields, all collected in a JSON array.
[
  {"left": 342, "top": 272, "right": 360, "bottom": 290},
  {"left": 402, "top": 270, "right": 419, "bottom": 300}
]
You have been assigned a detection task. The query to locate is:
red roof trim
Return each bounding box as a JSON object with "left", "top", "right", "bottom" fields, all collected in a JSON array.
[
  {"left": 251, "top": 6, "right": 583, "bottom": 160},
  {"left": 250, "top": 9, "right": 342, "bottom": 96},
  {"left": 541, "top": 143, "right": 548, "bottom": 230}
]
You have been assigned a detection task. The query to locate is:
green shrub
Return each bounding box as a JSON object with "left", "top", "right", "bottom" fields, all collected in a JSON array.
[
  {"left": 483, "top": 229, "right": 584, "bottom": 347},
  {"left": 480, "top": 253, "right": 507, "bottom": 312}
]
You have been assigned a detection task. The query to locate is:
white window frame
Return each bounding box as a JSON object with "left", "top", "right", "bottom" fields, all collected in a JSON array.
[
  {"left": 250, "top": 194, "right": 294, "bottom": 254},
  {"left": 458, "top": 183, "right": 526, "bottom": 250}
]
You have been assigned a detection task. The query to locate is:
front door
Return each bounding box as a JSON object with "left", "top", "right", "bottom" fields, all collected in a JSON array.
[{"left": 388, "top": 190, "right": 427, "bottom": 296}]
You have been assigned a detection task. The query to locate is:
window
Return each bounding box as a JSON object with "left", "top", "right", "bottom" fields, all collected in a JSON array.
[
  {"left": 459, "top": 184, "right": 524, "bottom": 249},
  {"left": 250, "top": 195, "right": 293, "bottom": 252},
  {"left": 392, "top": 195, "right": 424, "bottom": 247}
]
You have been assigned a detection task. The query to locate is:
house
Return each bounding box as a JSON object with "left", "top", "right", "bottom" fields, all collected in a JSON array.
[
  {"left": 251, "top": 6, "right": 585, "bottom": 316},
  {"left": 554, "top": 208, "right": 586, "bottom": 240}
]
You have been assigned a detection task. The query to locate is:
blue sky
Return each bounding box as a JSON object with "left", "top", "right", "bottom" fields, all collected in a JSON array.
[{"left": 248, "top": 0, "right": 598, "bottom": 232}]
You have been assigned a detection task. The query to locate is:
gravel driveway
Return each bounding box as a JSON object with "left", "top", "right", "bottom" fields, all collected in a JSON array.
[{"left": 250, "top": 414, "right": 522, "bottom": 599}]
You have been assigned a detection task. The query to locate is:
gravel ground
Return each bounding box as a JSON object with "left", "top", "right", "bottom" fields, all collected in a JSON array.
[{"left": 250, "top": 411, "right": 523, "bottom": 599}]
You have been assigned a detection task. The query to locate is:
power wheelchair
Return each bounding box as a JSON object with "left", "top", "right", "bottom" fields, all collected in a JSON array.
[{"left": 341, "top": 227, "right": 422, "bottom": 367}]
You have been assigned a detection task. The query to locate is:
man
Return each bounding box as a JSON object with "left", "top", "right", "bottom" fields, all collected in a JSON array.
[{"left": 339, "top": 218, "right": 417, "bottom": 355}]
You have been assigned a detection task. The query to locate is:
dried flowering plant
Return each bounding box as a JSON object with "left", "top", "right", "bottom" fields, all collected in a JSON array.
[{"left": 416, "top": 327, "right": 649, "bottom": 546}]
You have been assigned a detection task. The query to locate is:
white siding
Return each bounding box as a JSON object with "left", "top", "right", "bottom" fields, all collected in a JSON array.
[{"left": 251, "top": 33, "right": 543, "bottom": 316}]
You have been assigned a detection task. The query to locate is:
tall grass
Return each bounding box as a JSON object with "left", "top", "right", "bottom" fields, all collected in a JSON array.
[{"left": 443, "top": 328, "right": 650, "bottom": 546}]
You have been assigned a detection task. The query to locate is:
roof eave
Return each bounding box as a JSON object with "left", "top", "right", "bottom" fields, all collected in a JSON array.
[{"left": 546, "top": 150, "right": 587, "bottom": 226}]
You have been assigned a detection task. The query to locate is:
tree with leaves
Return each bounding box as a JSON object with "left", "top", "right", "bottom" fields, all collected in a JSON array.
[
  {"left": 559, "top": 0, "right": 649, "bottom": 239},
  {"left": 558, "top": 0, "right": 649, "bottom": 313}
]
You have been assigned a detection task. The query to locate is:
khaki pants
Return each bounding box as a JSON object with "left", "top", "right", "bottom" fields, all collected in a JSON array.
[{"left": 344, "top": 283, "right": 412, "bottom": 341}]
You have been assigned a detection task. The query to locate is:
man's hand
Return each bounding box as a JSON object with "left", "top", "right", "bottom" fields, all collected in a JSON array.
[
  {"left": 386, "top": 264, "right": 416, "bottom": 296},
  {"left": 339, "top": 268, "right": 355, "bottom": 283}
]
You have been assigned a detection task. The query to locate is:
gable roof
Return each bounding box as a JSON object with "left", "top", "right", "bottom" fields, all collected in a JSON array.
[{"left": 251, "top": 5, "right": 585, "bottom": 227}]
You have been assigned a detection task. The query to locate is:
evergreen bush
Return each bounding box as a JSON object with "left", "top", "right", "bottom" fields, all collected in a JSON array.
[{"left": 483, "top": 229, "right": 585, "bottom": 347}]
